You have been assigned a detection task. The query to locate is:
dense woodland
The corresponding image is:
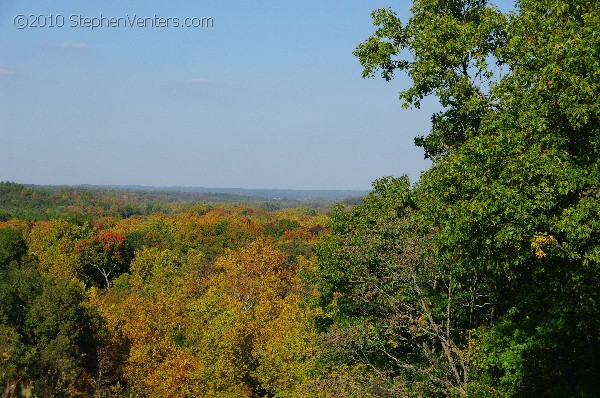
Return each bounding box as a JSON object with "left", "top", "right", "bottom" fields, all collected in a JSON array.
[
  {"left": 1, "top": 183, "right": 330, "bottom": 397},
  {"left": 0, "top": 182, "right": 348, "bottom": 222},
  {"left": 2, "top": 0, "right": 599, "bottom": 396}
]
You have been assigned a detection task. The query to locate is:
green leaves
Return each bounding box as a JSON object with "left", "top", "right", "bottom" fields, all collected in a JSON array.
[
  {"left": 0, "top": 228, "right": 27, "bottom": 269},
  {"left": 355, "top": 0, "right": 508, "bottom": 159},
  {"left": 0, "top": 257, "right": 103, "bottom": 396},
  {"left": 318, "top": 0, "right": 600, "bottom": 395}
]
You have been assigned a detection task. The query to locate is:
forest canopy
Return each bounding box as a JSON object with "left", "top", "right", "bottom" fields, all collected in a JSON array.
[{"left": 1, "top": 0, "right": 599, "bottom": 396}]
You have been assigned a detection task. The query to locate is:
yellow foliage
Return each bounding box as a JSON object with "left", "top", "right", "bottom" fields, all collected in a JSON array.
[{"left": 530, "top": 233, "right": 557, "bottom": 259}]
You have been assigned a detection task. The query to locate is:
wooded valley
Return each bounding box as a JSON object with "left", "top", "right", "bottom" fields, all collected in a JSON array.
[{"left": 1, "top": 0, "right": 599, "bottom": 396}]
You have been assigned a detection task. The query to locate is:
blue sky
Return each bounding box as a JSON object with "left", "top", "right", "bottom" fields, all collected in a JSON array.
[{"left": 1, "top": 1, "right": 445, "bottom": 190}]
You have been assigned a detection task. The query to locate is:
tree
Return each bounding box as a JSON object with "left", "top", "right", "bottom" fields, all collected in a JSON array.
[
  {"left": 27, "top": 218, "right": 93, "bottom": 282},
  {"left": 311, "top": 177, "right": 478, "bottom": 396},
  {"left": 311, "top": 0, "right": 600, "bottom": 396},
  {"left": 0, "top": 228, "right": 27, "bottom": 269},
  {"left": 184, "top": 241, "right": 316, "bottom": 397},
  {"left": 354, "top": 0, "right": 507, "bottom": 159},
  {"left": 75, "top": 230, "right": 133, "bottom": 289},
  {"left": 0, "top": 257, "right": 103, "bottom": 397},
  {"left": 91, "top": 247, "right": 192, "bottom": 397}
]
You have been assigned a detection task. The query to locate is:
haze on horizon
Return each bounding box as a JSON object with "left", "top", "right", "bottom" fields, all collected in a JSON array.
[{"left": 0, "top": 1, "right": 437, "bottom": 190}]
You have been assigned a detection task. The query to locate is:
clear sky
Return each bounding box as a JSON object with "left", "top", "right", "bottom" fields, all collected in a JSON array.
[{"left": 1, "top": 1, "right": 443, "bottom": 190}]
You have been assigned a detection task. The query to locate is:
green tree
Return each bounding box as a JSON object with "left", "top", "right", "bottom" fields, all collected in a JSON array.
[
  {"left": 0, "top": 257, "right": 103, "bottom": 397},
  {"left": 312, "top": 0, "right": 600, "bottom": 396},
  {"left": 0, "top": 228, "right": 27, "bottom": 269},
  {"left": 311, "top": 177, "right": 478, "bottom": 396},
  {"left": 354, "top": 0, "right": 507, "bottom": 159}
]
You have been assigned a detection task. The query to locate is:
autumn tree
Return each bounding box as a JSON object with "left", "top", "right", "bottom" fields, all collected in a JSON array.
[
  {"left": 183, "top": 240, "right": 315, "bottom": 397},
  {"left": 27, "top": 218, "right": 93, "bottom": 282},
  {"left": 90, "top": 246, "right": 192, "bottom": 397},
  {"left": 75, "top": 230, "right": 133, "bottom": 289}
]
